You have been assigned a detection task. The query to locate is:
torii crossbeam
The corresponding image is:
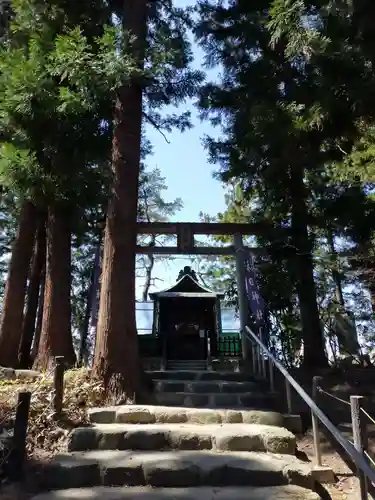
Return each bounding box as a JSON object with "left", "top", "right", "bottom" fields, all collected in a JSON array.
[{"left": 136, "top": 221, "right": 281, "bottom": 255}]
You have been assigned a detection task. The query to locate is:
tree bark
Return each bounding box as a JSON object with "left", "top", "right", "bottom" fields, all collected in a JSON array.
[
  {"left": 327, "top": 228, "right": 345, "bottom": 307},
  {"left": 78, "top": 238, "right": 102, "bottom": 366},
  {"left": 0, "top": 201, "right": 38, "bottom": 367},
  {"left": 30, "top": 267, "right": 45, "bottom": 362},
  {"left": 290, "top": 165, "right": 328, "bottom": 369},
  {"left": 18, "top": 216, "right": 46, "bottom": 368},
  {"left": 33, "top": 205, "right": 76, "bottom": 371},
  {"left": 361, "top": 254, "right": 375, "bottom": 314},
  {"left": 351, "top": 245, "right": 375, "bottom": 314},
  {"left": 89, "top": 255, "right": 101, "bottom": 362},
  {"left": 142, "top": 236, "right": 155, "bottom": 302},
  {"left": 364, "top": 264, "right": 375, "bottom": 314},
  {"left": 92, "top": 0, "right": 148, "bottom": 401},
  {"left": 370, "top": 281, "right": 375, "bottom": 314}
]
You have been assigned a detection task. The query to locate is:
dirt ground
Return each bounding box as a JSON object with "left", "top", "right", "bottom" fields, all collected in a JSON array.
[
  {"left": 298, "top": 430, "right": 360, "bottom": 499},
  {"left": 290, "top": 366, "right": 375, "bottom": 499}
]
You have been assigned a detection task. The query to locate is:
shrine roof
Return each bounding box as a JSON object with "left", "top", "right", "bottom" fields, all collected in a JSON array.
[{"left": 149, "top": 266, "right": 224, "bottom": 300}]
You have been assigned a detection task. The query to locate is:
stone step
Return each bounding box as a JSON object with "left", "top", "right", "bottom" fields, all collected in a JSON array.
[
  {"left": 37, "top": 449, "right": 314, "bottom": 491},
  {"left": 154, "top": 380, "right": 259, "bottom": 394},
  {"left": 167, "top": 362, "right": 207, "bottom": 364},
  {"left": 148, "top": 370, "right": 262, "bottom": 383},
  {"left": 89, "top": 405, "right": 284, "bottom": 427},
  {"left": 167, "top": 359, "right": 207, "bottom": 362},
  {"left": 167, "top": 366, "right": 208, "bottom": 372},
  {"left": 167, "top": 360, "right": 208, "bottom": 369},
  {"left": 155, "top": 391, "right": 277, "bottom": 410},
  {"left": 68, "top": 423, "right": 296, "bottom": 454},
  {"left": 30, "top": 485, "right": 320, "bottom": 500}
]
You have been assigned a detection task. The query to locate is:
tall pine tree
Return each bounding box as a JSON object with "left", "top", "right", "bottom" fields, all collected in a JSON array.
[
  {"left": 0, "top": 0, "right": 121, "bottom": 369},
  {"left": 93, "top": 0, "right": 202, "bottom": 400}
]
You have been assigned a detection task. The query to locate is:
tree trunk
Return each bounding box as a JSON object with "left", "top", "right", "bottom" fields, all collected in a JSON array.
[
  {"left": 361, "top": 254, "right": 375, "bottom": 314},
  {"left": 33, "top": 205, "right": 76, "bottom": 371},
  {"left": 92, "top": 0, "right": 148, "bottom": 401},
  {"left": 370, "top": 286, "right": 375, "bottom": 313},
  {"left": 290, "top": 166, "right": 328, "bottom": 369},
  {"left": 350, "top": 244, "right": 375, "bottom": 313},
  {"left": 31, "top": 267, "right": 45, "bottom": 362},
  {"left": 18, "top": 216, "right": 46, "bottom": 368},
  {"left": 367, "top": 268, "right": 375, "bottom": 314},
  {"left": 89, "top": 253, "right": 102, "bottom": 362},
  {"left": 142, "top": 236, "right": 155, "bottom": 302},
  {"left": 0, "top": 201, "right": 38, "bottom": 367},
  {"left": 327, "top": 228, "right": 345, "bottom": 307},
  {"left": 78, "top": 238, "right": 102, "bottom": 366}
]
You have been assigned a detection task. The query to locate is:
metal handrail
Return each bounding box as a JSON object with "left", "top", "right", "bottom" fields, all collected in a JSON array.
[
  {"left": 161, "top": 334, "right": 167, "bottom": 370},
  {"left": 244, "top": 325, "right": 375, "bottom": 485},
  {"left": 206, "top": 333, "right": 212, "bottom": 370}
]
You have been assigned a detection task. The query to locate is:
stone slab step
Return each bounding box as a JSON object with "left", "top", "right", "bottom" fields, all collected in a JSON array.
[
  {"left": 68, "top": 423, "right": 296, "bottom": 454},
  {"left": 30, "top": 485, "right": 320, "bottom": 500},
  {"left": 155, "top": 392, "right": 276, "bottom": 409},
  {"left": 167, "top": 360, "right": 207, "bottom": 367},
  {"left": 38, "top": 449, "right": 314, "bottom": 490},
  {"left": 89, "top": 405, "right": 284, "bottom": 427},
  {"left": 154, "top": 380, "right": 259, "bottom": 394},
  {"left": 148, "top": 370, "right": 261, "bottom": 383},
  {"left": 167, "top": 364, "right": 207, "bottom": 370},
  {"left": 166, "top": 363, "right": 207, "bottom": 368},
  {"left": 166, "top": 368, "right": 209, "bottom": 372}
]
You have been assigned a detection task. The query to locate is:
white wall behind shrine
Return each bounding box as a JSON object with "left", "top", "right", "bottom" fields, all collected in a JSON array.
[{"left": 136, "top": 301, "right": 240, "bottom": 335}]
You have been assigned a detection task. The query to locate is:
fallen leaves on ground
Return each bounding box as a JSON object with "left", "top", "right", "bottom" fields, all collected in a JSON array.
[{"left": 0, "top": 368, "right": 106, "bottom": 459}]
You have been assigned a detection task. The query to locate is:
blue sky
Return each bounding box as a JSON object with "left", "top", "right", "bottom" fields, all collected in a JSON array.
[{"left": 136, "top": 2, "right": 228, "bottom": 298}]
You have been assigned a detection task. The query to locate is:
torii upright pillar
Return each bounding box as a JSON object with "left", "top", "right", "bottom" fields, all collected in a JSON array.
[{"left": 233, "top": 233, "right": 251, "bottom": 362}]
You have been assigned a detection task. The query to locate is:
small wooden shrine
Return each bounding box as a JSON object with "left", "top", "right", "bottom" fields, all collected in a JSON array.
[{"left": 149, "top": 267, "right": 224, "bottom": 361}]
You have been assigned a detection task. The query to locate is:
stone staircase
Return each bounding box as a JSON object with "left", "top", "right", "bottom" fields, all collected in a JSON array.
[
  {"left": 30, "top": 368, "right": 322, "bottom": 500},
  {"left": 153, "top": 369, "right": 278, "bottom": 409},
  {"left": 166, "top": 360, "right": 208, "bottom": 371}
]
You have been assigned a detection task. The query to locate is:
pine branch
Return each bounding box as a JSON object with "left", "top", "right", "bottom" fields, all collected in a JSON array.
[{"left": 142, "top": 111, "right": 170, "bottom": 144}]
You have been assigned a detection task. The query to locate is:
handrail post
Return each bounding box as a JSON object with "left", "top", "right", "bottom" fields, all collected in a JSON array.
[
  {"left": 260, "top": 329, "right": 267, "bottom": 378},
  {"left": 252, "top": 345, "right": 257, "bottom": 374},
  {"left": 312, "top": 376, "right": 323, "bottom": 466},
  {"left": 8, "top": 391, "right": 31, "bottom": 481},
  {"left": 161, "top": 334, "right": 167, "bottom": 370},
  {"left": 257, "top": 344, "right": 262, "bottom": 377},
  {"left": 243, "top": 325, "right": 375, "bottom": 485},
  {"left": 350, "top": 395, "right": 368, "bottom": 500},
  {"left": 269, "top": 358, "right": 275, "bottom": 392},
  {"left": 207, "top": 334, "right": 212, "bottom": 371},
  {"left": 285, "top": 379, "right": 293, "bottom": 414},
  {"left": 53, "top": 356, "right": 65, "bottom": 415}
]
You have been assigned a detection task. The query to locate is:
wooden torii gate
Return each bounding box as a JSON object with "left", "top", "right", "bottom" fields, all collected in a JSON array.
[
  {"left": 136, "top": 221, "right": 269, "bottom": 255},
  {"left": 135, "top": 222, "right": 274, "bottom": 359}
]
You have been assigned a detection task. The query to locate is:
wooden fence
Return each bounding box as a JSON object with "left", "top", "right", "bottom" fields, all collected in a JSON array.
[
  {"left": 217, "top": 333, "right": 242, "bottom": 357},
  {"left": 138, "top": 333, "right": 242, "bottom": 358}
]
